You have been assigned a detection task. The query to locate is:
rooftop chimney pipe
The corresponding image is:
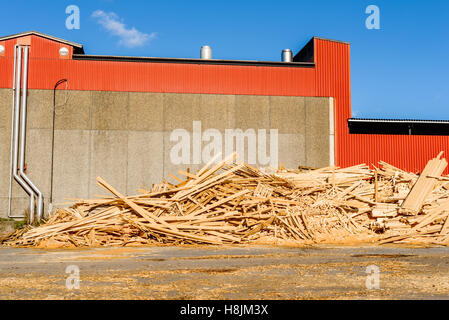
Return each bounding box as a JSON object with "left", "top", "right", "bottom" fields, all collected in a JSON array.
[
  {"left": 200, "top": 45, "right": 212, "bottom": 60},
  {"left": 282, "top": 49, "right": 293, "bottom": 62}
]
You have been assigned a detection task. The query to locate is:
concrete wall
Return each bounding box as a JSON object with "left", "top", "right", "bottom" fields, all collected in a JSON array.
[{"left": 0, "top": 89, "right": 333, "bottom": 218}]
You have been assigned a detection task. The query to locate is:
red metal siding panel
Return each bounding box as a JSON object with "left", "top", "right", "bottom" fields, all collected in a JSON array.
[
  {"left": 9, "top": 57, "right": 316, "bottom": 97},
  {"left": 0, "top": 35, "right": 74, "bottom": 88},
  {"left": 30, "top": 36, "right": 73, "bottom": 59},
  {"left": 0, "top": 36, "right": 317, "bottom": 97},
  {"left": 0, "top": 39, "right": 22, "bottom": 88},
  {"left": 313, "top": 38, "right": 351, "bottom": 167},
  {"left": 347, "top": 134, "right": 449, "bottom": 173}
]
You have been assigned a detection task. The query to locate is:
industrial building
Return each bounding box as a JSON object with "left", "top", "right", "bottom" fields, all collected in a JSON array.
[{"left": 0, "top": 31, "right": 445, "bottom": 219}]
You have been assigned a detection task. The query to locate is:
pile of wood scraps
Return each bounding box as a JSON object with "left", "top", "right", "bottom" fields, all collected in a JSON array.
[{"left": 3, "top": 152, "right": 449, "bottom": 248}]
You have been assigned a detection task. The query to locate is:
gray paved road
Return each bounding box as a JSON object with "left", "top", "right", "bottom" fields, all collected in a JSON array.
[{"left": 0, "top": 244, "right": 448, "bottom": 299}]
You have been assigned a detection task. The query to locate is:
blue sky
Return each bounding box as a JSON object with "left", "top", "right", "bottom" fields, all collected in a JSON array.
[{"left": 0, "top": 0, "right": 448, "bottom": 119}]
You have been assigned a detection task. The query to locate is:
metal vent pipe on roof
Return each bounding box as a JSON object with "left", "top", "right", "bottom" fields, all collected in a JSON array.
[
  {"left": 282, "top": 49, "right": 293, "bottom": 62},
  {"left": 200, "top": 45, "right": 212, "bottom": 60}
]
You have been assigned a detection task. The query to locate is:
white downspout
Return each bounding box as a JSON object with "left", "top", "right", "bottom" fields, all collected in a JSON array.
[
  {"left": 11, "top": 45, "right": 36, "bottom": 222},
  {"left": 7, "top": 45, "right": 21, "bottom": 218},
  {"left": 18, "top": 46, "right": 44, "bottom": 221}
]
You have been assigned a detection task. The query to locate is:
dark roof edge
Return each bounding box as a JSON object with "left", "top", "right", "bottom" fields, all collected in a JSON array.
[
  {"left": 348, "top": 118, "right": 449, "bottom": 124},
  {"left": 313, "top": 36, "right": 350, "bottom": 45},
  {"left": 293, "top": 38, "right": 314, "bottom": 62},
  {"left": 0, "top": 31, "right": 84, "bottom": 49},
  {"left": 72, "top": 54, "right": 316, "bottom": 68},
  {"left": 293, "top": 36, "right": 350, "bottom": 63}
]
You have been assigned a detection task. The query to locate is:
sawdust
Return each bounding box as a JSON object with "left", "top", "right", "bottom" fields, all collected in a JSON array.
[{"left": 1, "top": 256, "right": 448, "bottom": 299}]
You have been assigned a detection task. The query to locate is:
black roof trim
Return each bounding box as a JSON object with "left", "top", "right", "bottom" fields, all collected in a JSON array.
[
  {"left": 293, "top": 36, "right": 350, "bottom": 63},
  {"left": 349, "top": 118, "right": 449, "bottom": 124},
  {"left": 348, "top": 118, "right": 449, "bottom": 136},
  {"left": 72, "top": 54, "right": 315, "bottom": 68},
  {"left": 0, "top": 32, "right": 350, "bottom": 65},
  {"left": 293, "top": 38, "right": 314, "bottom": 63}
]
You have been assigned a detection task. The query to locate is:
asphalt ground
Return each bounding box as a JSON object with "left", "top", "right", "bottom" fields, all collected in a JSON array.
[{"left": 0, "top": 244, "right": 448, "bottom": 299}]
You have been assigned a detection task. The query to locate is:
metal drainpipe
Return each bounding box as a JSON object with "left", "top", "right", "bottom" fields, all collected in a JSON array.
[
  {"left": 7, "top": 45, "right": 21, "bottom": 218},
  {"left": 18, "top": 46, "right": 44, "bottom": 221},
  {"left": 49, "top": 79, "right": 68, "bottom": 215},
  {"left": 11, "top": 45, "right": 36, "bottom": 222}
]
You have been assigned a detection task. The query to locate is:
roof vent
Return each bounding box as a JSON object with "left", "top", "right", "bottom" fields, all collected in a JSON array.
[
  {"left": 59, "top": 47, "right": 69, "bottom": 57},
  {"left": 200, "top": 45, "right": 212, "bottom": 60},
  {"left": 282, "top": 49, "right": 292, "bottom": 62}
]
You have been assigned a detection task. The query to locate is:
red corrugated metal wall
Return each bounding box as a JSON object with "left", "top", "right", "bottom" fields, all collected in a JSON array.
[
  {"left": 346, "top": 134, "right": 449, "bottom": 173},
  {"left": 0, "top": 36, "right": 316, "bottom": 96},
  {"left": 313, "top": 38, "right": 352, "bottom": 169},
  {"left": 1, "top": 34, "right": 447, "bottom": 173}
]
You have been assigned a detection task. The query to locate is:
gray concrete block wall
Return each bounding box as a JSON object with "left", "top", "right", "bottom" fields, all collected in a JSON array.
[
  {"left": 305, "top": 97, "right": 331, "bottom": 168},
  {"left": 235, "top": 95, "right": 270, "bottom": 130},
  {"left": 200, "top": 94, "right": 235, "bottom": 131},
  {"left": 53, "top": 130, "right": 90, "bottom": 202},
  {"left": 0, "top": 88, "right": 333, "bottom": 218},
  {"left": 0, "top": 89, "right": 29, "bottom": 217},
  {"left": 128, "top": 93, "right": 164, "bottom": 131},
  {"left": 92, "top": 91, "right": 129, "bottom": 130},
  {"left": 54, "top": 90, "right": 91, "bottom": 130},
  {"left": 127, "top": 131, "right": 164, "bottom": 192}
]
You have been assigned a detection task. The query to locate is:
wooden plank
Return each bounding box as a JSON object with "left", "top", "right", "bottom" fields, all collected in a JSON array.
[
  {"left": 401, "top": 154, "right": 448, "bottom": 214},
  {"left": 96, "top": 177, "right": 179, "bottom": 232}
]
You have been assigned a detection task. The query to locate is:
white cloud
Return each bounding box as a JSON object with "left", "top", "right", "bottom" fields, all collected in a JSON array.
[{"left": 92, "top": 10, "right": 156, "bottom": 48}]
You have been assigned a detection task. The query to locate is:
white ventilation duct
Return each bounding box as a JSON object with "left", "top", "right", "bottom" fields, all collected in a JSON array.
[
  {"left": 282, "top": 49, "right": 293, "bottom": 62},
  {"left": 8, "top": 45, "right": 44, "bottom": 222},
  {"left": 200, "top": 45, "right": 212, "bottom": 59}
]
